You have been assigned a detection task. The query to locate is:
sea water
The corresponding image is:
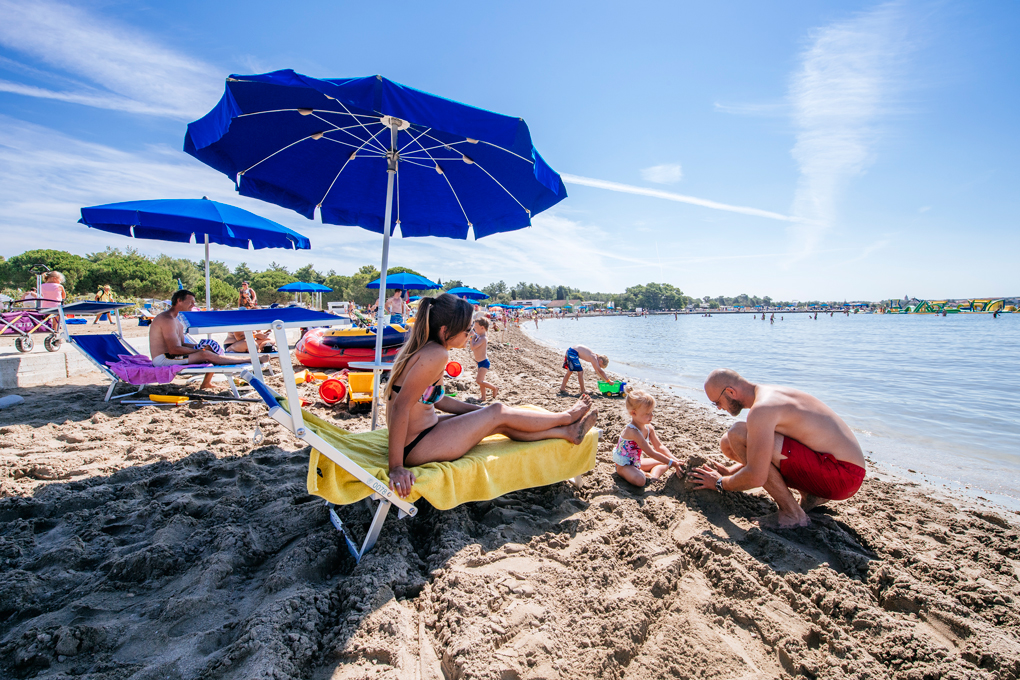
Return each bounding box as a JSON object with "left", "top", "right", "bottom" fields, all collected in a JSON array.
[{"left": 524, "top": 313, "right": 1020, "bottom": 510}]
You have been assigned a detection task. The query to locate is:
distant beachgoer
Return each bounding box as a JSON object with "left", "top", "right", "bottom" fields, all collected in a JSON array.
[
  {"left": 559, "top": 344, "right": 609, "bottom": 395},
  {"left": 238, "top": 281, "right": 258, "bottom": 309},
  {"left": 150, "top": 290, "right": 264, "bottom": 391},
  {"left": 39, "top": 271, "right": 66, "bottom": 306},
  {"left": 471, "top": 317, "right": 498, "bottom": 400},
  {"left": 384, "top": 294, "right": 598, "bottom": 499},
  {"left": 534, "top": 313, "right": 539, "bottom": 330},
  {"left": 94, "top": 285, "right": 116, "bottom": 324},
  {"left": 223, "top": 330, "right": 274, "bottom": 354},
  {"left": 814, "top": 312, "right": 818, "bottom": 320},
  {"left": 612, "top": 388, "right": 681, "bottom": 487},
  {"left": 690, "top": 369, "right": 866, "bottom": 528},
  {"left": 385, "top": 290, "right": 408, "bottom": 324}
]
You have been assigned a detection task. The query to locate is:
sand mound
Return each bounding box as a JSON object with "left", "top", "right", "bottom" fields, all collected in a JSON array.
[{"left": 2, "top": 326, "right": 1020, "bottom": 679}]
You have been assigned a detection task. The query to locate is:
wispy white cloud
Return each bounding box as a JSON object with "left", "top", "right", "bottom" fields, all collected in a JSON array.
[
  {"left": 842, "top": 237, "right": 892, "bottom": 264},
  {"left": 787, "top": 1, "right": 911, "bottom": 261},
  {"left": 640, "top": 163, "right": 683, "bottom": 184},
  {"left": 562, "top": 173, "right": 810, "bottom": 224},
  {"left": 0, "top": 0, "right": 221, "bottom": 119},
  {"left": 0, "top": 115, "right": 636, "bottom": 292},
  {"left": 918, "top": 205, "right": 931, "bottom": 213}
]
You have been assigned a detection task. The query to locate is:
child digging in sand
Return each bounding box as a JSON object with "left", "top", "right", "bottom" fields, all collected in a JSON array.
[
  {"left": 612, "top": 387, "right": 681, "bottom": 487},
  {"left": 560, "top": 345, "right": 609, "bottom": 395},
  {"left": 471, "top": 317, "right": 498, "bottom": 400}
]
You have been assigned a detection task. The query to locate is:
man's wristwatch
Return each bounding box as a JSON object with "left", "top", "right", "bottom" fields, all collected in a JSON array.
[{"left": 716, "top": 477, "right": 725, "bottom": 493}]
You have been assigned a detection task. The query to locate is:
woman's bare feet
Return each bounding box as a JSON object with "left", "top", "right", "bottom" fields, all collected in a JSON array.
[
  {"left": 564, "top": 394, "right": 593, "bottom": 422},
  {"left": 754, "top": 509, "right": 810, "bottom": 529},
  {"left": 569, "top": 408, "right": 599, "bottom": 445}
]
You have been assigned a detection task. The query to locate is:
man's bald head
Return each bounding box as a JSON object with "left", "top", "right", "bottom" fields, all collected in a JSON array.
[
  {"left": 705, "top": 368, "right": 743, "bottom": 393},
  {"left": 704, "top": 369, "right": 754, "bottom": 415}
]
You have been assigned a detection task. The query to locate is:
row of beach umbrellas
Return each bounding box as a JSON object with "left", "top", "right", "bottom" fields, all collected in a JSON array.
[{"left": 78, "top": 69, "right": 566, "bottom": 427}]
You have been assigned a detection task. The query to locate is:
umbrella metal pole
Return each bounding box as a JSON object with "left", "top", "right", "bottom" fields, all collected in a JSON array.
[
  {"left": 204, "top": 234, "right": 211, "bottom": 310},
  {"left": 371, "top": 123, "right": 399, "bottom": 431}
]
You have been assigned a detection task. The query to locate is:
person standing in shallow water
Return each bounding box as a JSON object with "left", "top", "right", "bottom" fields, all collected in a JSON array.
[{"left": 689, "top": 369, "right": 866, "bottom": 528}]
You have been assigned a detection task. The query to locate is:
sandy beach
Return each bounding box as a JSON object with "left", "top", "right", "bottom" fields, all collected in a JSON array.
[{"left": 2, "top": 325, "right": 1020, "bottom": 679}]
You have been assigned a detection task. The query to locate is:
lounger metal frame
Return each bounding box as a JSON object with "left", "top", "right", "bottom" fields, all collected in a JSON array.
[
  {"left": 59, "top": 304, "right": 248, "bottom": 401},
  {"left": 244, "top": 317, "right": 419, "bottom": 562}
]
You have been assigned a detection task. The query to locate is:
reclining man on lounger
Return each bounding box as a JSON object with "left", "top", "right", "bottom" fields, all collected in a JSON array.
[
  {"left": 689, "top": 368, "right": 866, "bottom": 528},
  {"left": 150, "top": 289, "right": 263, "bottom": 389}
]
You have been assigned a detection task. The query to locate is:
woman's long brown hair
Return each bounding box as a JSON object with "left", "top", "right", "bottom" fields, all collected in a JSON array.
[{"left": 384, "top": 293, "right": 473, "bottom": 399}]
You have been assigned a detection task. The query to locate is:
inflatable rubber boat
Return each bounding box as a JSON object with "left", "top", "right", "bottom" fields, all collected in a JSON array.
[{"left": 295, "top": 325, "right": 406, "bottom": 369}]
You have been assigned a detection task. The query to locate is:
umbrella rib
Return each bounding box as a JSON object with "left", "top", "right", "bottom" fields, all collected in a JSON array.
[
  {"left": 419, "top": 132, "right": 534, "bottom": 165},
  {"left": 240, "top": 135, "right": 321, "bottom": 176},
  {"left": 398, "top": 127, "right": 433, "bottom": 155},
  {"left": 318, "top": 129, "right": 391, "bottom": 207},
  {"left": 470, "top": 160, "right": 531, "bottom": 213},
  {"left": 334, "top": 99, "right": 390, "bottom": 154},
  {"left": 413, "top": 144, "right": 471, "bottom": 228},
  {"left": 321, "top": 136, "right": 386, "bottom": 154}
]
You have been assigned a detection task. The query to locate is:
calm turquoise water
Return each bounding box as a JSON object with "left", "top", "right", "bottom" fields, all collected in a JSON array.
[{"left": 525, "top": 313, "right": 1020, "bottom": 509}]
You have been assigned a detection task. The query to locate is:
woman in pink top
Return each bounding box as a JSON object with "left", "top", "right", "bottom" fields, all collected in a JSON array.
[{"left": 39, "top": 271, "right": 66, "bottom": 306}]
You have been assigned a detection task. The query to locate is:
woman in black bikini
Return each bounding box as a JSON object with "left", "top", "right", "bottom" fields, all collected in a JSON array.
[{"left": 386, "top": 294, "right": 599, "bottom": 499}]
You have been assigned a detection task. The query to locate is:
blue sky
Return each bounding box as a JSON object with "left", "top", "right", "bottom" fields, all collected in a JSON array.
[{"left": 0, "top": 0, "right": 1016, "bottom": 300}]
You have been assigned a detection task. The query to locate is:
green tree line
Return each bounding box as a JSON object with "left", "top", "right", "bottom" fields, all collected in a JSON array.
[{"left": 1, "top": 248, "right": 785, "bottom": 312}]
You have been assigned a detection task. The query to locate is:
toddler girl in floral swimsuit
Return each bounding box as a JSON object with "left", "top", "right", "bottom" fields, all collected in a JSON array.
[{"left": 612, "top": 388, "right": 682, "bottom": 487}]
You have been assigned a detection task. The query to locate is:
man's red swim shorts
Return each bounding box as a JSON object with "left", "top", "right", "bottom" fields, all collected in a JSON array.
[{"left": 778, "top": 436, "right": 865, "bottom": 501}]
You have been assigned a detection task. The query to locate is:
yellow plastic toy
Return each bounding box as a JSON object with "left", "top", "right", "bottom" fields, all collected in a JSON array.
[
  {"left": 149, "top": 395, "right": 188, "bottom": 404},
  {"left": 346, "top": 372, "right": 375, "bottom": 411}
]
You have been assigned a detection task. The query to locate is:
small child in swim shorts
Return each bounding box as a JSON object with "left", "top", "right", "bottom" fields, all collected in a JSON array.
[
  {"left": 560, "top": 345, "right": 609, "bottom": 395},
  {"left": 471, "top": 318, "right": 498, "bottom": 400},
  {"left": 612, "top": 388, "right": 681, "bottom": 487}
]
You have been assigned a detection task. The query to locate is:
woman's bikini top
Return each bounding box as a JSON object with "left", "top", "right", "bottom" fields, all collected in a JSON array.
[{"left": 390, "top": 380, "right": 444, "bottom": 406}]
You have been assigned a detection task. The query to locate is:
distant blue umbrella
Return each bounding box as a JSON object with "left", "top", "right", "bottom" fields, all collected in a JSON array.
[
  {"left": 366, "top": 272, "right": 441, "bottom": 290},
  {"left": 277, "top": 282, "right": 332, "bottom": 292},
  {"left": 79, "top": 197, "right": 310, "bottom": 309},
  {"left": 447, "top": 286, "right": 489, "bottom": 300}
]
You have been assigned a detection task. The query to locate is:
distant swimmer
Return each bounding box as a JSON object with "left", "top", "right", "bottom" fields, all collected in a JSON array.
[{"left": 690, "top": 369, "right": 866, "bottom": 528}]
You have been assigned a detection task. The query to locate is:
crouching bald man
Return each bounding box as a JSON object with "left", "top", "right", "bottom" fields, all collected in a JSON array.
[{"left": 689, "top": 369, "right": 866, "bottom": 528}]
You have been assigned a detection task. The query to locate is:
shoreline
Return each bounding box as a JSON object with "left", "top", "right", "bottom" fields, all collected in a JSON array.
[
  {"left": 1, "top": 327, "right": 1020, "bottom": 678},
  {"left": 523, "top": 315, "right": 1020, "bottom": 515}
]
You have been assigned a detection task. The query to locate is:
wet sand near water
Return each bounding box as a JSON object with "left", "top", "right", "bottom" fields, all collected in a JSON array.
[{"left": 2, "top": 325, "right": 1020, "bottom": 678}]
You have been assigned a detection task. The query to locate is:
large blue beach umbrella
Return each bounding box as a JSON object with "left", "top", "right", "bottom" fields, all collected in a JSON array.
[
  {"left": 79, "top": 198, "right": 310, "bottom": 309},
  {"left": 365, "top": 272, "right": 441, "bottom": 291},
  {"left": 446, "top": 286, "right": 489, "bottom": 300},
  {"left": 185, "top": 70, "right": 567, "bottom": 426}
]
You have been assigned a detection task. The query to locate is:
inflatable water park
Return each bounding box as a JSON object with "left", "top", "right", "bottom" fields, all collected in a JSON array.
[{"left": 885, "top": 298, "right": 1016, "bottom": 314}]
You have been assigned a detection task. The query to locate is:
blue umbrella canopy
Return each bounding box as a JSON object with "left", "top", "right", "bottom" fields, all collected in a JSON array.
[
  {"left": 447, "top": 286, "right": 489, "bottom": 300},
  {"left": 79, "top": 198, "right": 310, "bottom": 250},
  {"left": 365, "top": 272, "right": 441, "bottom": 290},
  {"left": 184, "top": 70, "right": 566, "bottom": 239},
  {"left": 79, "top": 198, "right": 311, "bottom": 309},
  {"left": 278, "top": 282, "right": 332, "bottom": 292},
  {"left": 185, "top": 70, "right": 565, "bottom": 427}
]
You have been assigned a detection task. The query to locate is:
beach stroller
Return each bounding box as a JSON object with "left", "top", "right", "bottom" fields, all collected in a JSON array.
[
  {"left": 1, "top": 300, "right": 63, "bottom": 352},
  {"left": 241, "top": 323, "right": 599, "bottom": 563}
]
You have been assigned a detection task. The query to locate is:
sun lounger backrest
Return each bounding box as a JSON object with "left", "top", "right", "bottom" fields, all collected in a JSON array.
[{"left": 73, "top": 334, "right": 136, "bottom": 367}]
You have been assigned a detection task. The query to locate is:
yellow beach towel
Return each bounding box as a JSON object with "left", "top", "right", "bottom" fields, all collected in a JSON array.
[{"left": 302, "top": 407, "right": 597, "bottom": 510}]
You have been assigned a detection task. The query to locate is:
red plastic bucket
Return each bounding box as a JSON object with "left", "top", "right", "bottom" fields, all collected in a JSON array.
[
  {"left": 319, "top": 378, "right": 347, "bottom": 404},
  {"left": 445, "top": 361, "right": 462, "bottom": 377}
]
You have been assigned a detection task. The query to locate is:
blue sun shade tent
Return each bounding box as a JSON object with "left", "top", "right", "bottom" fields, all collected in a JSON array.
[
  {"left": 447, "top": 286, "right": 488, "bottom": 300},
  {"left": 277, "top": 282, "right": 332, "bottom": 292},
  {"left": 366, "top": 273, "right": 441, "bottom": 290}
]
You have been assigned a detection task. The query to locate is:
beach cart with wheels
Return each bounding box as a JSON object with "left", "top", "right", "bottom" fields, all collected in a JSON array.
[{"left": 0, "top": 301, "right": 64, "bottom": 353}]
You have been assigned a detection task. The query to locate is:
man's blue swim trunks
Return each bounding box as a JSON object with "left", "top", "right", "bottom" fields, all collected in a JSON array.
[{"left": 563, "top": 348, "right": 583, "bottom": 372}]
